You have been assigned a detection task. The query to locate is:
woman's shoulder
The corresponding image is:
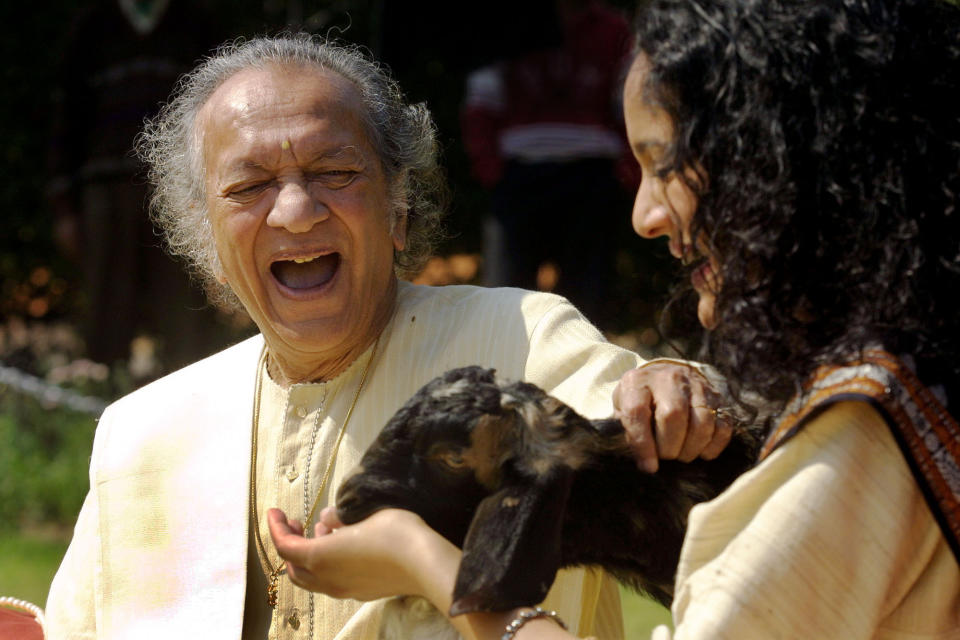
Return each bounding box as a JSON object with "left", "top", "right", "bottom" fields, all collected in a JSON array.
[
  {"left": 762, "top": 351, "right": 957, "bottom": 463},
  {"left": 707, "top": 399, "right": 901, "bottom": 521},
  {"left": 681, "top": 399, "right": 910, "bottom": 568},
  {"left": 674, "top": 400, "right": 960, "bottom": 638},
  {"left": 674, "top": 399, "right": 959, "bottom": 636}
]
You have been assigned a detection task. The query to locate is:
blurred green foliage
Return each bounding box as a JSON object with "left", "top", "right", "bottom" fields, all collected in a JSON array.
[
  {"left": 0, "top": 399, "right": 95, "bottom": 532},
  {"left": 0, "top": 533, "right": 69, "bottom": 605},
  {"left": 0, "top": 316, "right": 138, "bottom": 532}
]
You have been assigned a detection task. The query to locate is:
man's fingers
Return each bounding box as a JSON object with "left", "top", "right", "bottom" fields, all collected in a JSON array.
[
  {"left": 676, "top": 405, "right": 714, "bottom": 462},
  {"left": 699, "top": 419, "right": 734, "bottom": 460},
  {"left": 652, "top": 371, "right": 691, "bottom": 460},
  {"left": 676, "top": 381, "right": 716, "bottom": 462},
  {"left": 616, "top": 361, "right": 736, "bottom": 467},
  {"left": 614, "top": 369, "right": 651, "bottom": 416},
  {"left": 691, "top": 382, "right": 733, "bottom": 460},
  {"left": 615, "top": 372, "right": 659, "bottom": 472},
  {"left": 622, "top": 416, "right": 659, "bottom": 473}
]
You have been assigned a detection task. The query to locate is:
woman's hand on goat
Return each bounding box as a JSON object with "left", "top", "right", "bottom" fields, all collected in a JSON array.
[
  {"left": 267, "top": 507, "right": 460, "bottom": 605},
  {"left": 613, "top": 360, "right": 732, "bottom": 472}
]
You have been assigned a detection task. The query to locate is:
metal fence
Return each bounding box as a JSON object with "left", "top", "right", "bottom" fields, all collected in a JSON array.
[{"left": 0, "top": 363, "right": 107, "bottom": 416}]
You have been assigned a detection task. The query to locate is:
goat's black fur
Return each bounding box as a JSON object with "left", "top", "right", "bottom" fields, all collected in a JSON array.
[{"left": 336, "top": 366, "right": 759, "bottom": 615}]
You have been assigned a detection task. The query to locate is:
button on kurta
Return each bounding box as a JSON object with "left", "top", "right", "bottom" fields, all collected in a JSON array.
[
  {"left": 296, "top": 405, "right": 308, "bottom": 418},
  {"left": 285, "top": 466, "right": 299, "bottom": 482}
]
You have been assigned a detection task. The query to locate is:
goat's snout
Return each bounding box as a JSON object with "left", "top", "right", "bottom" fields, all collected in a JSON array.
[
  {"left": 336, "top": 463, "right": 414, "bottom": 526},
  {"left": 338, "top": 464, "right": 365, "bottom": 492},
  {"left": 335, "top": 478, "right": 373, "bottom": 525}
]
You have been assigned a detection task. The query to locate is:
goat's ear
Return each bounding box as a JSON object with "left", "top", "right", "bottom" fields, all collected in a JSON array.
[{"left": 448, "top": 468, "right": 573, "bottom": 615}]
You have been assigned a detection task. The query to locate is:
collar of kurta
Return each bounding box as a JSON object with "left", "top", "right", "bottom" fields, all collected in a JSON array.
[{"left": 760, "top": 348, "right": 960, "bottom": 566}]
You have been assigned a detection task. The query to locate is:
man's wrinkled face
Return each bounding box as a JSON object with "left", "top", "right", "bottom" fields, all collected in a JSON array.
[{"left": 198, "top": 64, "right": 406, "bottom": 362}]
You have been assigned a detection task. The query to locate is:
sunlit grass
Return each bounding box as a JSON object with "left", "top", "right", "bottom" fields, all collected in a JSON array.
[
  {"left": 0, "top": 531, "right": 69, "bottom": 606},
  {"left": 621, "top": 585, "right": 673, "bottom": 637}
]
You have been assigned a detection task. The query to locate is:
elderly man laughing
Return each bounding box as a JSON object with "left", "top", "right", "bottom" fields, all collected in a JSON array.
[{"left": 45, "top": 35, "right": 729, "bottom": 640}]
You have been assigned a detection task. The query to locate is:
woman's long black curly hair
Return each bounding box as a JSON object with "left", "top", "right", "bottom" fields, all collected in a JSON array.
[{"left": 634, "top": 0, "right": 960, "bottom": 413}]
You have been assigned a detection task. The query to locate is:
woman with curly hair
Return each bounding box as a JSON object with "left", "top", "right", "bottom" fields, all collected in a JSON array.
[
  {"left": 267, "top": 0, "right": 960, "bottom": 637},
  {"left": 624, "top": 0, "right": 960, "bottom": 636}
]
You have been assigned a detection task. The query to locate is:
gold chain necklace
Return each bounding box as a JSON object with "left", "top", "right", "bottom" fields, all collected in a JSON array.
[{"left": 249, "top": 337, "right": 380, "bottom": 608}]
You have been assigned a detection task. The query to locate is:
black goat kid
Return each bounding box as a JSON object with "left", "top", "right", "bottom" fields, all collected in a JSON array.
[{"left": 336, "top": 366, "right": 758, "bottom": 616}]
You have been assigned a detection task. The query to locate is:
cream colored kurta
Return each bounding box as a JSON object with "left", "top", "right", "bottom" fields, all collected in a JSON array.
[
  {"left": 654, "top": 400, "right": 960, "bottom": 639},
  {"left": 46, "top": 282, "right": 639, "bottom": 640}
]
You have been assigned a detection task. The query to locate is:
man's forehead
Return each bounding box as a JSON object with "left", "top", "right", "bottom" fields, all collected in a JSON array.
[
  {"left": 205, "top": 63, "right": 359, "bottom": 113},
  {"left": 196, "top": 64, "right": 373, "bottom": 167}
]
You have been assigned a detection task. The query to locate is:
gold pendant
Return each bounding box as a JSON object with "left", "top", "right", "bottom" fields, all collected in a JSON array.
[
  {"left": 267, "top": 566, "right": 283, "bottom": 608},
  {"left": 287, "top": 609, "right": 301, "bottom": 630}
]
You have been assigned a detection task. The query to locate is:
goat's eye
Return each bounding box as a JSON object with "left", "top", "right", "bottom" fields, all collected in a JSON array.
[{"left": 439, "top": 451, "right": 466, "bottom": 468}]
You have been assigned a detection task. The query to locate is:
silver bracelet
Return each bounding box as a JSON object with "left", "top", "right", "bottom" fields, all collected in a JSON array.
[{"left": 501, "top": 606, "right": 567, "bottom": 640}]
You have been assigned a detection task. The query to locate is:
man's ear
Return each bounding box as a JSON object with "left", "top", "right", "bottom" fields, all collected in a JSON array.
[
  {"left": 448, "top": 468, "right": 572, "bottom": 615},
  {"left": 212, "top": 260, "right": 228, "bottom": 284},
  {"left": 388, "top": 170, "right": 409, "bottom": 252},
  {"left": 391, "top": 211, "right": 407, "bottom": 252}
]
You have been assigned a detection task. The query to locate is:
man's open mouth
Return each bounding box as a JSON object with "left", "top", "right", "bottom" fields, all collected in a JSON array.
[{"left": 271, "top": 254, "right": 340, "bottom": 290}]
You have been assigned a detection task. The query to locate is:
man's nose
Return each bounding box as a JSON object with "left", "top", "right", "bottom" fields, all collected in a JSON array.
[{"left": 266, "top": 180, "right": 329, "bottom": 233}]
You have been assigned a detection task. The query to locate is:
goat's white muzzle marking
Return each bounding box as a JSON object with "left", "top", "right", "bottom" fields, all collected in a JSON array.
[{"left": 430, "top": 378, "right": 472, "bottom": 399}]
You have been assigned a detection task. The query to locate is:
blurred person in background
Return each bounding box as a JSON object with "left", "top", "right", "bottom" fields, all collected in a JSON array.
[{"left": 461, "top": 0, "right": 637, "bottom": 328}]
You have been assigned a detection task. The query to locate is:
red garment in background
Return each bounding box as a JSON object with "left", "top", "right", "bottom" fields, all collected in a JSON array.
[{"left": 461, "top": 0, "right": 637, "bottom": 189}]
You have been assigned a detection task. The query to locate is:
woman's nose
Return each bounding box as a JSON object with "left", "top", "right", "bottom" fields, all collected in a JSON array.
[
  {"left": 631, "top": 177, "right": 672, "bottom": 239},
  {"left": 267, "top": 180, "right": 329, "bottom": 233}
]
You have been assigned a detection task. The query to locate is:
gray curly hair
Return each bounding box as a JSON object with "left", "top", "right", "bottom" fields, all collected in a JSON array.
[{"left": 136, "top": 34, "right": 448, "bottom": 310}]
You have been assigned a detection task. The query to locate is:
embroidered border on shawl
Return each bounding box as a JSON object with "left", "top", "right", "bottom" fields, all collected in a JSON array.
[{"left": 759, "top": 349, "right": 960, "bottom": 565}]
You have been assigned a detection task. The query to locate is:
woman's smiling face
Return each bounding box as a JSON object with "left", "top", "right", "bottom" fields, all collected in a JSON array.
[{"left": 623, "top": 54, "right": 720, "bottom": 330}]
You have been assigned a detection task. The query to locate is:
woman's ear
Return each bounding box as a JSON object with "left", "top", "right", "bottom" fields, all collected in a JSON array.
[{"left": 448, "top": 468, "right": 573, "bottom": 616}]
